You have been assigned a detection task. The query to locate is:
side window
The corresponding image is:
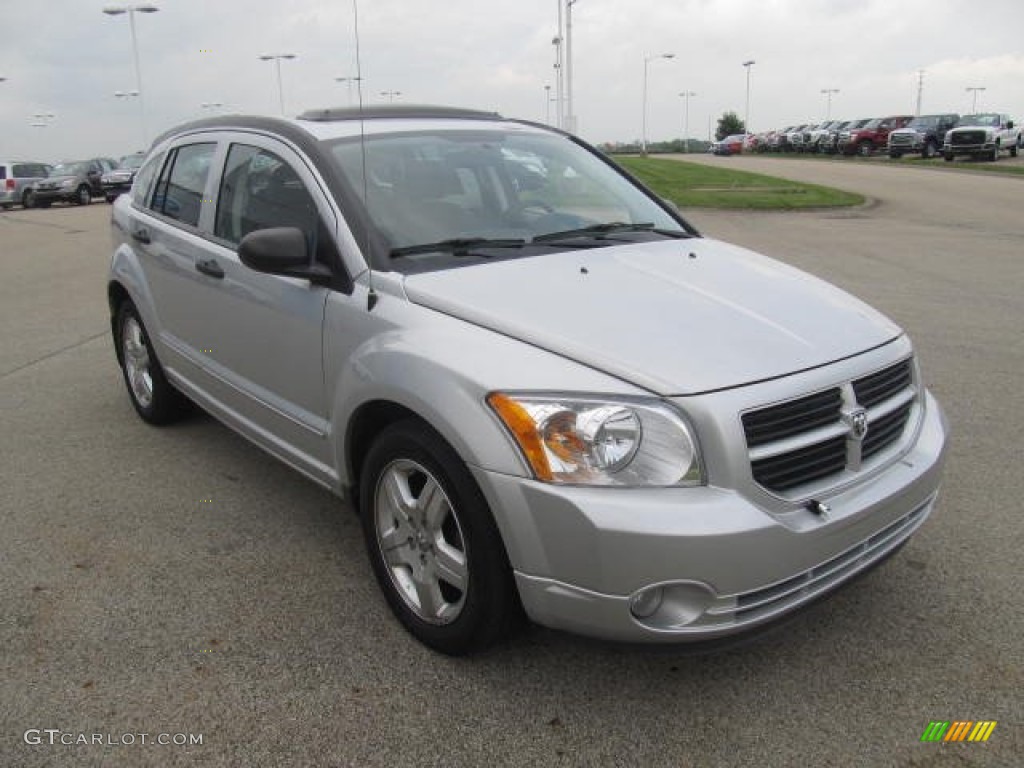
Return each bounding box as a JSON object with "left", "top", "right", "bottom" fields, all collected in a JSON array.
[
  {"left": 150, "top": 142, "right": 216, "bottom": 228},
  {"left": 214, "top": 144, "right": 319, "bottom": 248},
  {"left": 131, "top": 153, "right": 163, "bottom": 207}
]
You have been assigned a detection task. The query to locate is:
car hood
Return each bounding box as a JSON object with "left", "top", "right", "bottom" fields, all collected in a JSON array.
[{"left": 402, "top": 238, "right": 902, "bottom": 395}]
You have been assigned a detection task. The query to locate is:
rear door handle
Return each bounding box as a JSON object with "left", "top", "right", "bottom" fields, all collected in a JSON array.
[
  {"left": 131, "top": 228, "right": 151, "bottom": 244},
  {"left": 195, "top": 258, "right": 225, "bottom": 279}
]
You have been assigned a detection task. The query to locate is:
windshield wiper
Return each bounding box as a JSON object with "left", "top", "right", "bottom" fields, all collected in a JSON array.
[
  {"left": 531, "top": 222, "right": 690, "bottom": 243},
  {"left": 390, "top": 237, "right": 526, "bottom": 259}
]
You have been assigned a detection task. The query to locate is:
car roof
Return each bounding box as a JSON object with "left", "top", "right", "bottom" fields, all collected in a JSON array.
[{"left": 149, "top": 104, "right": 550, "bottom": 148}]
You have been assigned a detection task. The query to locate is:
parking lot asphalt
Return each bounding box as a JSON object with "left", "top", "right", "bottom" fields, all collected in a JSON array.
[{"left": 2, "top": 161, "right": 1022, "bottom": 767}]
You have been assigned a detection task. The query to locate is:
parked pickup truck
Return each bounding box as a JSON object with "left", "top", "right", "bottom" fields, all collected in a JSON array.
[
  {"left": 838, "top": 115, "right": 913, "bottom": 156},
  {"left": 888, "top": 114, "right": 959, "bottom": 159},
  {"left": 943, "top": 113, "right": 1020, "bottom": 161}
]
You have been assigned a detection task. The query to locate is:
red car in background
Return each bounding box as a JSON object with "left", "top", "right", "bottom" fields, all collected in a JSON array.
[{"left": 710, "top": 134, "right": 745, "bottom": 155}]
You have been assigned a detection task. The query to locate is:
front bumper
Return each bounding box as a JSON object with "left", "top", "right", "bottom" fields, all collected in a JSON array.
[
  {"left": 30, "top": 186, "right": 79, "bottom": 203},
  {"left": 473, "top": 392, "right": 947, "bottom": 643},
  {"left": 944, "top": 143, "right": 993, "bottom": 156}
]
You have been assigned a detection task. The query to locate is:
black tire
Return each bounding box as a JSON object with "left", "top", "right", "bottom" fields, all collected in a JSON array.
[
  {"left": 944, "top": 153, "right": 954, "bottom": 162},
  {"left": 106, "top": 194, "right": 117, "bottom": 204},
  {"left": 922, "top": 140, "right": 937, "bottom": 159},
  {"left": 115, "top": 301, "right": 190, "bottom": 425},
  {"left": 1, "top": 203, "right": 11, "bottom": 210},
  {"left": 889, "top": 151, "right": 902, "bottom": 159},
  {"left": 76, "top": 185, "right": 92, "bottom": 205},
  {"left": 990, "top": 143, "right": 999, "bottom": 162},
  {"left": 856, "top": 141, "right": 873, "bottom": 157},
  {"left": 23, "top": 190, "right": 36, "bottom": 209},
  {"left": 1010, "top": 144, "right": 1018, "bottom": 158},
  {"left": 359, "top": 420, "right": 518, "bottom": 655}
]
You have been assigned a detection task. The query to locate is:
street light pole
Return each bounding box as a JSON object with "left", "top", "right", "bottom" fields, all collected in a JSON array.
[
  {"left": 259, "top": 53, "right": 297, "bottom": 115},
  {"left": 335, "top": 76, "right": 362, "bottom": 106},
  {"left": 966, "top": 86, "right": 986, "bottom": 113},
  {"left": 565, "top": 0, "right": 580, "bottom": 133},
  {"left": 642, "top": 53, "right": 675, "bottom": 155},
  {"left": 820, "top": 88, "right": 839, "bottom": 121},
  {"left": 679, "top": 91, "right": 696, "bottom": 153},
  {"left": 544, "top": 85, "right": 552, "bottom": 124},
  {"left": 742, "top": 60, "right": 755, "bottom": 136},
  {"left": 103, "top": 4, "right": 160, "bottom": 147}
]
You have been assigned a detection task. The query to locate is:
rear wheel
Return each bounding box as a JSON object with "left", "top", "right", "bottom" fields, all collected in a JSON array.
[
  {"left": 359, "top": 420, "right": 518, "bottom": 655},
  {"left": 76, "top": 185, "right": 92, "bottom": 205},
  {"left": 23, "top": 190, "right": 36, "bottom": 208},
  {"left": 1010, "top": 144, "right": 1018, "bottom": 158},
  {"left": 116, "top": 301, "right": 190, "bottom": 424},
  {"left": 944, "top": 153, "right": 954, "bottom": 162}
]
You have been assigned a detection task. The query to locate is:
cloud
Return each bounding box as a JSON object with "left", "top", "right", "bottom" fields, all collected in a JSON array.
[{"left": 1, "top": 0, "right": 1022, "bottom": 160}]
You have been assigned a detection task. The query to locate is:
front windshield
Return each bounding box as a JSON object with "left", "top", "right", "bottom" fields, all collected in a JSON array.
[
  {"left": 862, "top": 118, "right": 882, "bottom": 130},
  {"left": 326, "top": 128, "right": 686, "bottom": 268},
  {"left": 957, "top": 114, "right": 998, "bottom": 127},
  {"left": 50, "top": 162, "right": 86, "bottom": 177},
  {"left": 907, "top": 116, "right": 938, "bottom": 129}
]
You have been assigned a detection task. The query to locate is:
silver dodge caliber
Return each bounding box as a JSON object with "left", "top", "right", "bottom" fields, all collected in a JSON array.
[{"left": 108, "top": 106, "right": 948, "bottom": 654}]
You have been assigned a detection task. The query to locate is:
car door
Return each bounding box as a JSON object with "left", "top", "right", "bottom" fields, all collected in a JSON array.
[{"left": 192, "top": 136, "right": 341, "bottom": 480}]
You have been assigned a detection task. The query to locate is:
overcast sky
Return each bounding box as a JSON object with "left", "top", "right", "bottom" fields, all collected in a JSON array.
[{"left": 2, "top": 0, "right": 1022, "bottom": 161}]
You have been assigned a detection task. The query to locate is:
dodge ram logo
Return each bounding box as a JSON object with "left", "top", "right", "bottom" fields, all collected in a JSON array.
[{"left": 846, "top": 408, "right": 869, "bottom": 441}]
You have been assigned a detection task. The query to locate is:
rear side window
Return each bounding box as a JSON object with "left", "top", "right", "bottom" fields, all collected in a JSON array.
[
  {"left": 214, "top": 144, "right": 319, "bottom": 247},
  {"left": 150, "top": 143, "right": 216, "bottom": 228},
  {"left": 132, "top": 153, "right": 164, "bottom": 207},
  {"left": 14, "top": 164, "right": 48, "bottom": 177},
  {"left": 0, "top": 167, "right": 6, "bottom": 180}
]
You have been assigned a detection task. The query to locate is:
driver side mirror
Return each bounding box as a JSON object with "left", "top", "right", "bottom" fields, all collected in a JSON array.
[{"left": 238, "top": 227, "right": 332, "bottom": 284}]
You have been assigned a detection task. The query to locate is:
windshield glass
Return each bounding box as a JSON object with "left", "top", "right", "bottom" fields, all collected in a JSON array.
[
  {"left": 957, "top": 114, "right": 998, "bottom": 127},
  {"left": 120, "top": 154, "right": 145, "bottom": 170},
  {"left": 50, "top": 162, "right": 87, "bottom": 177},
  {"left": 907, "top": 116, "right": 938, "bottom": 129},
  {"left": 326, "top": 128, "right": 685, "bottom": 268}
]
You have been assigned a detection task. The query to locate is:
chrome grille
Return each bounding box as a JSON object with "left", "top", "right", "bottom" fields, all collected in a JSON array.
[
  {"left": 889, "top": 133, "right": 914, "bottom": 147},
  {"left": 743, "top": 358, "right": 917, "bottom": 494},
  {"left": 951, "top": 131, "right": 984, "bottom": 145}
]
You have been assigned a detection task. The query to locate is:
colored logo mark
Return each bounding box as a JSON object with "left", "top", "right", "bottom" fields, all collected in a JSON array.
[{"left": 920, "top": 721, "right": 997, "bottom": 742}]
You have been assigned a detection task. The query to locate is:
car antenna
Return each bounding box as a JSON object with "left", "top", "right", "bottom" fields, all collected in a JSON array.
[{"left": 352, "top": 0, "right": 377, "bottom": 311}]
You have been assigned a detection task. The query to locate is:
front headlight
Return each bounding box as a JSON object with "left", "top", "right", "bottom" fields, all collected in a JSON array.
[{"left": 487, "top": 392, "right": 703, "bottom": 487}]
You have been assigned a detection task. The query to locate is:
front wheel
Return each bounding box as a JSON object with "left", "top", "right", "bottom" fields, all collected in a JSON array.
[
  {"left": 1010, "top": 144, "right": 1018, "bottom": 158},
  {"left": 990, "top": 143, "right": 1000, "bottom": 162},
  {"left": 359, "top": 420, "right": 518, "bottom": 655},
  {"left": 76, "top": 185, "right": 92, "bottom": 205},
  {"left": 856, "top": 141, "right": 873, "bottom": 157},
  {"left": 116, "top": 301, "right": 190, "bottom": 424},
  {"left": 889, "top": 151, "right": 902, "bottom": 159}
]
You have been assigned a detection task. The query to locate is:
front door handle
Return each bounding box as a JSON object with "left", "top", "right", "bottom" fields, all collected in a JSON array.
[
  {"left": 195, "top": 258, "right": 225, "bottom": 279},
  {"left": 131, "top": 228, "right": 151, "bottom": 244}
]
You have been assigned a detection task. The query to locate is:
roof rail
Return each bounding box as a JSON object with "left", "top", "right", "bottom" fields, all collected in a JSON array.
[{"left": 297, "top": 105, "right": 502, "bottom": 122}]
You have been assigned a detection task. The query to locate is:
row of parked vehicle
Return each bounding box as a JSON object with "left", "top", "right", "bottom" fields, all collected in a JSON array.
[
  {"left": 714, "top": 112, "right": 1022, "bottom": 161},
  {"left": 0, "top": 154, "right": 145, "bottom": 210}
]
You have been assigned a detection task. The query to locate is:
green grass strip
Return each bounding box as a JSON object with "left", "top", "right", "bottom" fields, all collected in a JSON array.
[{"left": 616, "top": 155, "right": 864, "bottom": 210}]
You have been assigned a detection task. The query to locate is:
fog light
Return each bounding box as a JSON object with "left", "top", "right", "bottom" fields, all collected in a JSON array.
[{"left": 629, "top": 586, "right": 664, "bottom": 619}]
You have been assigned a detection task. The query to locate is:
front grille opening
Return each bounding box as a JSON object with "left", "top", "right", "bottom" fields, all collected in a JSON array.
[
  {"left": 751, "top": 436, "right": 847, "bottom": 491},
  {"left": 863, "top": 401, "right": 913, "bottom": 460},
  {"left": 853, "top": 359, "right": 912, "bottom": 408},
  {"left": 742, "top": 388, "right": 842, "bottom": 448}
]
